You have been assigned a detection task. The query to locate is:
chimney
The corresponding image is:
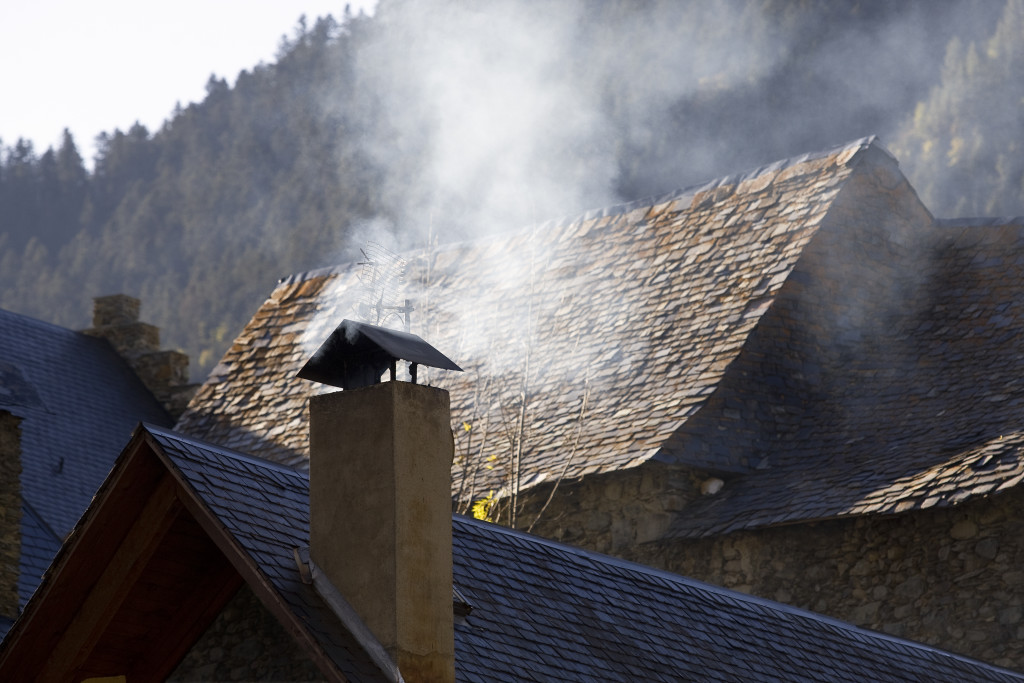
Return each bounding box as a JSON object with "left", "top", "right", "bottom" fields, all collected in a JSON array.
[
  {"left": 309, "top": 382, "right": 455, "bottom": 683},
  {"left": 82, "top": 294, "right": 198, "bottom": 419},
  {"left": 300, "top": 320, "right": 462, "bottom": 683},
  {"left": 0, "top": 411, "right": 22, "bottom": 621}
]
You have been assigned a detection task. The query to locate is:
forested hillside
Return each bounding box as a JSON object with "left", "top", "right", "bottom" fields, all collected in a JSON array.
[
  {"left": 892, "top": 0, "right": 1024, "bottom": 216},
  {"left": 1, "top": 0, "right": 1019, "bottom": 381}
]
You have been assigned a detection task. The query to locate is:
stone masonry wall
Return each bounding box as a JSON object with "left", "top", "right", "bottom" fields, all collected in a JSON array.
[
  {"left": 170, "top": 584, "right": 324, "bottom": 682},
  {"left": 0, "top": 411, "right": 22, "bottom": 621},
  {"left": 515, "top": 461, "right": 706, "bottom": 556},
  {"left": 627, "top": 487, "right": 1024, "bottom": 671}
]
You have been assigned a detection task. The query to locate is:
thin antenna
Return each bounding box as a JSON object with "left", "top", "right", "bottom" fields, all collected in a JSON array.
[{"left": 356, "top": 242, "right": 413, "bottom": 331}]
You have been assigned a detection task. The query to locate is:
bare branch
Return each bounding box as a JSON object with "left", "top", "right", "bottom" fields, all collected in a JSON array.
[{"left": 527, "top": 373, "right": 590, "bottom": 534}]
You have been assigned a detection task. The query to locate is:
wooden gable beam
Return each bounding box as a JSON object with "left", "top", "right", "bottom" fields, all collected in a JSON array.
[
  {"left": 148, "top": 437, "right": 349, "bottom": 682},
  {"left": 0, "top": 433, "right": 164, "bottom": 676},
  {"left": 1, "top": 433, "right": 243, "bottom": 681},
  {"left": 1, "top": 427, "right": 355, "bottom": 681},
  {"left": 38, "top": 472, "right": 181, "bottom": 682}
]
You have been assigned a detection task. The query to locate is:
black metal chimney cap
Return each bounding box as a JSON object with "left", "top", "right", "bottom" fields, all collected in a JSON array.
[{"left": 297, "top": 319, "right": 462, "bottom": 390}]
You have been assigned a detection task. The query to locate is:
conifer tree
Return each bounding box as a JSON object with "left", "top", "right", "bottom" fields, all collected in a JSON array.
[{"left": 892, "top": 0, "right": 1024, "bottom": 216}]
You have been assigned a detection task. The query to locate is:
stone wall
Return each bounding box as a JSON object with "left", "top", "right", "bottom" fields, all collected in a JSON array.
[
  {"left": 170, "top": 584, "right": 324, "bottom": 682},
  {"left": 626, "top": 486, "right": 1024, "bottom": 671},
  {"left": 0, "top": 411, "right": 22, "bottom": 621},
  {"left": 514, "top": 461, "right": 706, "bottom": 555}
]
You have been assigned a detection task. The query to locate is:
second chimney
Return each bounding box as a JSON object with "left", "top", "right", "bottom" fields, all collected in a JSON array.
[
  {"left": 82, "top": 294, "right": 197, "bottom": 419},
  {"left": 309, "top": 380, "right": 455, "bottom": 683}
]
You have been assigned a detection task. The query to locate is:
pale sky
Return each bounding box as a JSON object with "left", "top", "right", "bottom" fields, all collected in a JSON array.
[{"left": 1, "top": 0, "right": 376, "bottom": 165}]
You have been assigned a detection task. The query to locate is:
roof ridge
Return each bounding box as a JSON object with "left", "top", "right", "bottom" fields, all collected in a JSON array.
[
  {"left": 275, "top": 137, "right": 882, "bottom": 288},
  {"left": 0, "top": 307, "right": 95, "bottom": 340},
  {"left": 450, "top": 514, "right": 1019, "bottom": 675},
  {"left": 542, "top": 135, "right": 880, "bottom": 229},
  {"left": 276, "top": 263, "right": 353, "bottom": 287},
  {"left": 143, "top": 423, "right": 308, "bottom": 479}
]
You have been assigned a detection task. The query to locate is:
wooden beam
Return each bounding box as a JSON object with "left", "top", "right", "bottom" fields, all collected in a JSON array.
[
  {"left": 0, "top": 435, "right": 164, "bottom": 676},
  {"left": 38, "top": 473, "right": 181, "bottom": 683}
]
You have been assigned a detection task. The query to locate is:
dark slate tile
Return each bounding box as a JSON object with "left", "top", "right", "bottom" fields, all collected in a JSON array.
[{"left": 1, "top": 308, "right": 173, "bottom": 607}]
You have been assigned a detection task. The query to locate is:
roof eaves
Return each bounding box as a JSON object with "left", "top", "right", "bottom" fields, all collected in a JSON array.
[
  {"left": 142, "top": 424, "right": 388, "bottom": 682},
  {"left": 672, "top": 424, "right": 1024, "bottom": 539},
  {"left": 453, "top": 514, "right": 1024, "bottom": 680},
  {"left": 140, "top": 426, "right": 360, "bottom": 682},
  {"left": 0, "top": 424, "right": 158, "bottom": 671}
]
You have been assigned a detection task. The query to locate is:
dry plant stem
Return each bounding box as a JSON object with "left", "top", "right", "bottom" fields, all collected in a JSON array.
[
  {"left": 493, "top": 395, "right": 520, "bottom": 525},
  {"left": 527, "top": 375, "right": 590, "bottom": 533},
  {"left": 511, "top": 230, "right": 538, "bottom": 529},
  {"left": 454, "top": 416, "right": 473, "bottom": 510},
  {"left": 454, "top": 374, "right": 483, "bottom": 510},
  {"left": 498, "top": 390, "right": 519, "bottom": 451},
  {"left": 511, "top": 342, "right": 530, "bottom": 529},
  {"left": 473, "top": 408, "right": 492, "bottom": 509}
]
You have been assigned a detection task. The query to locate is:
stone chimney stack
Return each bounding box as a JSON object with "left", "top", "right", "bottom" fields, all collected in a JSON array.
[
  {"left": 82, "top": 294, "right": 197, "bottom": 420},
  {"left": 0, "top": 411, "right": 22, "bottom": 622},
  {"left": 309, "top": 381, "right": 456, "bottom": 683}
]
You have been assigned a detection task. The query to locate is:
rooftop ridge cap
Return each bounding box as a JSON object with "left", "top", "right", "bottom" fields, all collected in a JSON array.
[
  {"left": 142, "top": 423, "right": 308, "bottom": 479},
  {"left": 276, "top": 262, "right": 356, "bottom": 287},
  {"left": 449, "top": 514, "right": 1022, "bottom": 675},
  {"left": 516, "top": 136, "right": 881, "bottom": 234},
  {"left": 0, "top": 307, "right": 99, "bottom": 340},
  {"left": 272, "top": 137, "right": 881, "bottom": 288}
]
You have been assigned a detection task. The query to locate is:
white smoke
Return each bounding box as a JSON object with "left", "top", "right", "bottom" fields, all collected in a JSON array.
[{"left": 323, "top": 0, "right": 789, "bottom": 247}]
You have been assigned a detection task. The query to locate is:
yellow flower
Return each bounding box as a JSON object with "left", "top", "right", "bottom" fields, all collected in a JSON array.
[{"left": 472, "top": 491, "right": 495, "bottom": 521}]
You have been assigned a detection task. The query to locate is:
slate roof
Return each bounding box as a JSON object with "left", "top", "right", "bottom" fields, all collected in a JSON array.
[
  {"left": 177, "top": 138, "right": 867, "bottom": 497},
  {"left": 16, "top": 502, "right": 61, "bottom": 609},
  {"left": 145, "top": 424, "right": 1023, "bottom": 682},
  {"left": 177, "top": 135, "right": 1024, "bottom": 538},
  {"left": 668, "top": 217, "right": 1024, "bottom": 538},
  {"left": 0, "top": 308, "right": 172, "bottom": 607}
]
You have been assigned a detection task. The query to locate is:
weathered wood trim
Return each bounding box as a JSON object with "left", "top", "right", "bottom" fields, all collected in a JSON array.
[
  {"left": 39, "top": 473, "right": 180, "bottom": 682},
  {"left": 147, "top": 433, "right": 350, "bottom": 683},
  {"left": 0, "top": 429, "right": 161, "bottom": 677}
]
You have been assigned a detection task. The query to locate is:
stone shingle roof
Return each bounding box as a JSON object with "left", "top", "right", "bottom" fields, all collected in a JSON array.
[
  {"left": 148, "top": 424, "right": 1023, "bottom": 682},
  {"left": 177, "top": 135, "right": 1024, "bottom": 536},
  {"left": 0, "top": 308, "right": 172, "bottom": 605},
  {"left": 15, "top": 502, "right": 60, "bottom": 611},
  {"left": 177, "top": 138, "right": 868, "bottom": 501},
  {"left": 668, "top": 218, "right": 1024, "bottom": 538}
]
